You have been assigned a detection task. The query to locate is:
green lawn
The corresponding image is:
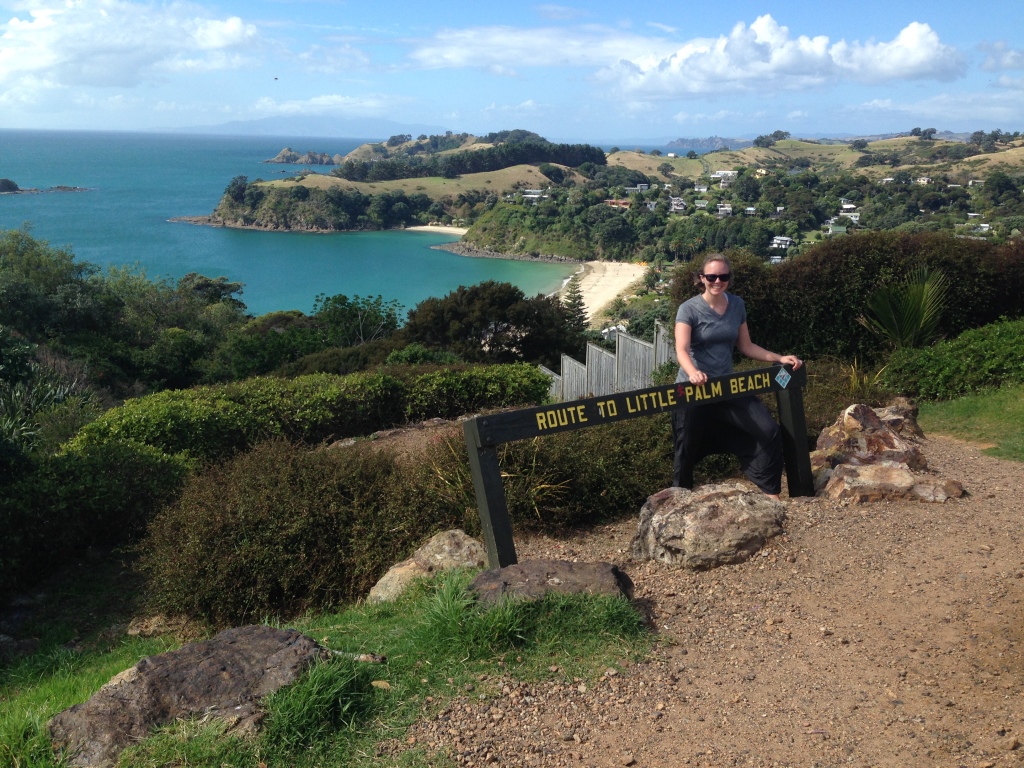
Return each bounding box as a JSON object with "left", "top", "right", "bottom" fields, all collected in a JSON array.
[{"left": 918, "top": 384, "right": 1024, "bottom": 462}]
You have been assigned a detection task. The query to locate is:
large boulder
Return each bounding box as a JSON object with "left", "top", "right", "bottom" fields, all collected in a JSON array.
[
  {"left": 822, "top": 464, "right": 965, "bottom": 503},
  {"left": 630, "top": 484, "right": 785, "bottom": 570},
  {"left": 368, "top": 529, "right": 487, "bottom": 603},
  {"left": 469, "top": 560, "right": 634, "bottom": 605},
  {"left": 48, "top": 625, "right": 326, "bottom": 768}
]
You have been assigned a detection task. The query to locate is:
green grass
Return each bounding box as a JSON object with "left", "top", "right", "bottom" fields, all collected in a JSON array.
[
  {"left": 918, "top": 384, "right": 1024, "bottom": 462},
  {"left": 1, "top": 569, "right": 649, "bottom": 768}
]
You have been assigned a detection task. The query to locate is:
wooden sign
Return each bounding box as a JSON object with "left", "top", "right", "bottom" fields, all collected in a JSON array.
[{"left": 464, "top": 364, "right": 813, "bottom": 569}]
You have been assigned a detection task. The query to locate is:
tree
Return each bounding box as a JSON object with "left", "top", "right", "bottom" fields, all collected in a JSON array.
[
  {"left": 562, "top": 275, "right": 588, "bottom": 336},
  {"left": 770, "top": 130, "right": 791, "bottom": 142},
  {"left": 649, "top": 149, "right": 662, "bottom": 156},
  {"left": 312, "top": 293, "right": 403, "bottom": 348},
  {"left": 0, "top": 179, "right": 19, "bottom": 193},
  {"left": 686, "top": 151, "right": 698, "bottom": 159},
  {"left": 753, "top": 135, "right": 777, "bottom": 148},
  {"left": 403, "top": 281, "right": 572, "bottom": 368},
  {"left": 919, "top": 128, "right": 937, "bottom": 141},
  {"left": 658, "top": 162, "right": 675, "bottom": 178},
  {"left": 850, "top": 139, "right": 869, "bottom": 151},
  {"left": 224, "top": 176, "right": 248, "bottom": 204}
]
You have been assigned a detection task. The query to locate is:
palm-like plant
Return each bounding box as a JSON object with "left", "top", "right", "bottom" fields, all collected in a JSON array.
[{"left": 859, "top": 267, "right": 950, "bottom": 349}]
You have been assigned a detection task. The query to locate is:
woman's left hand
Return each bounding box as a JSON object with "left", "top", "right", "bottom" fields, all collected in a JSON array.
[{"left": 779, "top": 354, "right": 803, "bottom": 370}]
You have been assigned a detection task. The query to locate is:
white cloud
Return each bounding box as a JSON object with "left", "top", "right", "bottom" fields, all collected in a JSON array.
[
  {"left": 980, "top": 41, "right": 1024, "bottom": 71},
  {"left": 674, "top": 109, "right": 742, "bottom": 124},
  {"left": 829, "top": 22, "right": 963, "bottom": 82},
  {"left": 252, "top": 93, "right": 397, "bottom": 116},
  {"left": 0, "top": 0, "right": 258, "bottom": 89},
  {"left": 787, "top": 110, "right": 808, "bottom": 119},
  {"left": 408, "top": 15, "right": 965, "bottom": 100},
  {"left": 601, "top": 16, "right": 965, "bottom": 97}
]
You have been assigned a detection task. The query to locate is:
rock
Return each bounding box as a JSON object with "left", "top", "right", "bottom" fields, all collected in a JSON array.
[
  {"left": 469, "top": 560, "right": 634, "bottom": 605},
  {"left": 811, "top": 403, "right": 927, "bottom": 489},
  {"left": 822, "top": 464, "right": 964, "bottom": 503},
  {"left": 368, "top": 529, "right": 487, "bottom": 603},
  {"left": 48, "top": 625, "right": 326, "bottom": 768},
  {"left": 874, "top": 397, "right": 925, "bottom": 439},
  {"left": 630, "top": 484, "right": 785, "bottom": 570}
]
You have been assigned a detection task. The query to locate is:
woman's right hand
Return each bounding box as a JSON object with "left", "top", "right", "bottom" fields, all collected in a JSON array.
[{"left": 688, "top": 369, "right": 708, "bottom": 386}]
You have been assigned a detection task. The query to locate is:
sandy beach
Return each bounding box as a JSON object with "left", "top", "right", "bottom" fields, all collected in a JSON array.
[
  {"left": 561, "top": 261, "right": 648, "bottom": 326},
  {"left": 405, "top": 224, "right": 470, "bottom": 235}
]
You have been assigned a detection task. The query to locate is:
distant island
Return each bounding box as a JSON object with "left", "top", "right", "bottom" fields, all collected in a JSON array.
[
  {"left": 667, "top": 136, "right": 753, "bottom": 151},
  {"left": 0, "top": 178, "right": 88, "bottom": 195}
]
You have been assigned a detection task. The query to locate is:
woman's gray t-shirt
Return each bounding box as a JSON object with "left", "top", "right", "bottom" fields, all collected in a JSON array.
[{"left": 675, "top": 293, "right": 747, "bottom": 383}]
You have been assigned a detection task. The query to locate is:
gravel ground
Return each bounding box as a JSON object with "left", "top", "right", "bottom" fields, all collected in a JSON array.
[{"left": 399, "top": 434, "right": 1024, "bottom": 768}]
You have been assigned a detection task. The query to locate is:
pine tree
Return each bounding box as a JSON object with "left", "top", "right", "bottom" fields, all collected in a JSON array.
[{"left": 562, "top": 275, "right": 588, "bottom": 335}]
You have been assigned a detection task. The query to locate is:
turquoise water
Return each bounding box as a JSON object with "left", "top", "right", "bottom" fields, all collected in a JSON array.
[{"left": 0, "top": 130, "right": 575, "bottom": 315}]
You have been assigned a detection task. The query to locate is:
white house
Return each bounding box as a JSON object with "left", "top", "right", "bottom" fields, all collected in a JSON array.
[
  {"left": 915, "top": 177, "right": 932, "bottom": 185},
  {"left": 717, "top": 203, "right": 733, "bottom": 217},
  {"left": 770, "top": 236, "right": 794, "bottom": 249},
  {"left": 669, "top": 197, "right": 687, "bottom": 213},
  {"left": 695, "top": 199, "right": 709, "bottom": 209}
]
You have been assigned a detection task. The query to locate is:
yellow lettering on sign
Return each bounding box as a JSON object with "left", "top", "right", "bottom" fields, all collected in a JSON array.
[
  {"left": 536, "top": 413, "right": 548, "bottom": 430},
  {"left": 711, "top": 381, "right": 723, "bottom": 397}
]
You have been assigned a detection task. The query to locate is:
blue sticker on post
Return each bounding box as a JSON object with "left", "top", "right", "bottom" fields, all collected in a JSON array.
[{"left": 775, "top": 368, "right": 792, "bottom": 389}]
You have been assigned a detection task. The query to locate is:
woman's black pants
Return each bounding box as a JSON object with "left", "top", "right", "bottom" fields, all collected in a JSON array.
[{"left": 671, "top": 395, "right": 783, "bottom": 495}]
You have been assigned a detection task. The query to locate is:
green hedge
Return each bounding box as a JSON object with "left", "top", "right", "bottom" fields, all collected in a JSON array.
[
  {"left": 0, "top": 439, "right": 188, "bottom": 600},
  {"left": 882, "top": 318, "right": 1024, "bottom": 400},
  {"left": 70, "top": 365, "right": 550, "bottom": 462}
]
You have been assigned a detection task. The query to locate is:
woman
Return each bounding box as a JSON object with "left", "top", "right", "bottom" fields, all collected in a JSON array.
[{"left": 673, "top": 254, "right": 802, "bottom": 500}]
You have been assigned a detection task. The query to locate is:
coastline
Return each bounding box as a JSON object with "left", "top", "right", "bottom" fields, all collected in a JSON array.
[
  {"left": 169, "top": 216, "right": 645, "bottom": 326},
  {"left": 560, "top": 261, "right": 647, "bottom": 325}
]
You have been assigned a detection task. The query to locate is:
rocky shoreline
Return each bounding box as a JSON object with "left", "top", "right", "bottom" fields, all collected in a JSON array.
[{"left": 431, "top": 240, "right": 582, "bottom": 265}]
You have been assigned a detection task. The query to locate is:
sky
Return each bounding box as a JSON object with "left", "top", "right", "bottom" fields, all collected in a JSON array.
[{"left": 1, "top": 0, "right": 1023, "bottom": 141}]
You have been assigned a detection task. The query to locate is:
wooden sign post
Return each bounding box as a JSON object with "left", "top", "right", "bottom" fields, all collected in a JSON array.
[{"left": 463, "top": 364, "right": 813, "bottom": 569}]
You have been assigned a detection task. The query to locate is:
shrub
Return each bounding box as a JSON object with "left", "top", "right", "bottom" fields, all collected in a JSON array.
[
  {"left": 139, "top": 440, "right": 470, "bottom": 625},
  {"left": 404, "top": 365, "right": 551, "bottom": 420},
  {"left": 0, "top": 439, "right": 188, "bottom": 600},
  {"left": 881, "top": 318, "right": 1024, "bottom": 400}
]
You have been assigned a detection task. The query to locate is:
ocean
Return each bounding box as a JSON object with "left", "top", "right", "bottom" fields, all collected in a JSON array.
[{"left": 0, "top": 130, "right": 576, "bottom": 316}]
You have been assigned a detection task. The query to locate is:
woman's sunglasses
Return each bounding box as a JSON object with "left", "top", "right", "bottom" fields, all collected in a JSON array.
[{"left": 700, "top": 273, "right": 731, "bottom": 282}]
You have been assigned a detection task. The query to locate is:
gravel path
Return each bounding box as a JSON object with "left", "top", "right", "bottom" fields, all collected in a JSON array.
[{"left": 402, "top": 435, "right": 1024, "bottom": 768}]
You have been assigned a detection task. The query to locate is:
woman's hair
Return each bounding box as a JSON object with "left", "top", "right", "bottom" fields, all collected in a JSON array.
[{"left": 691, "top": 253, "right": 732, "bottom": 286}]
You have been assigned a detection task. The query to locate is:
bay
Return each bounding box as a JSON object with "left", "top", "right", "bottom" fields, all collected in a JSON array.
[{"left": 0, "top": 130, "right": 576, "bottom": 316}]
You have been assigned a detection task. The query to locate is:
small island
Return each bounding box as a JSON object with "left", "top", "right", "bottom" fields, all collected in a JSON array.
[{"left": 0, "top": 177, "right": 89, "bottom": 195}]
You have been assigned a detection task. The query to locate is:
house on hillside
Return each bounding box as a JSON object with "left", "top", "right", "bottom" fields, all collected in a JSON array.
[
  {"left": 669, "top": 197, "right": 687, "bottom": 213},
  {"left": 604, "top": 198, "right": 631, "bottom": 209},
  {"left": 695, "top": 184, "right": 709, "bottom": 193},
  {"left": 744, "top": 207, "right": 757, "bottom": 216},
  {"left": 623, "top": 183, "right": 650, "bottom": 194},
  {"left": 915, "top": 177, "right": 932, "bottom": 185},
  {"left": 770, "top": 235, "right": 794, "bottom": 249},
  {"left": 695, "top": 199, "right": 709, "bottom": 209},
  {"left": 717, "top": 203, "right": 733, "bottom": 217}
]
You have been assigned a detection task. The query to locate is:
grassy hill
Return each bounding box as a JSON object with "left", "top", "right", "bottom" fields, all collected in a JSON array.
[{"left": 610, "top": 137, "right": 1024, "bottom": 185}]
